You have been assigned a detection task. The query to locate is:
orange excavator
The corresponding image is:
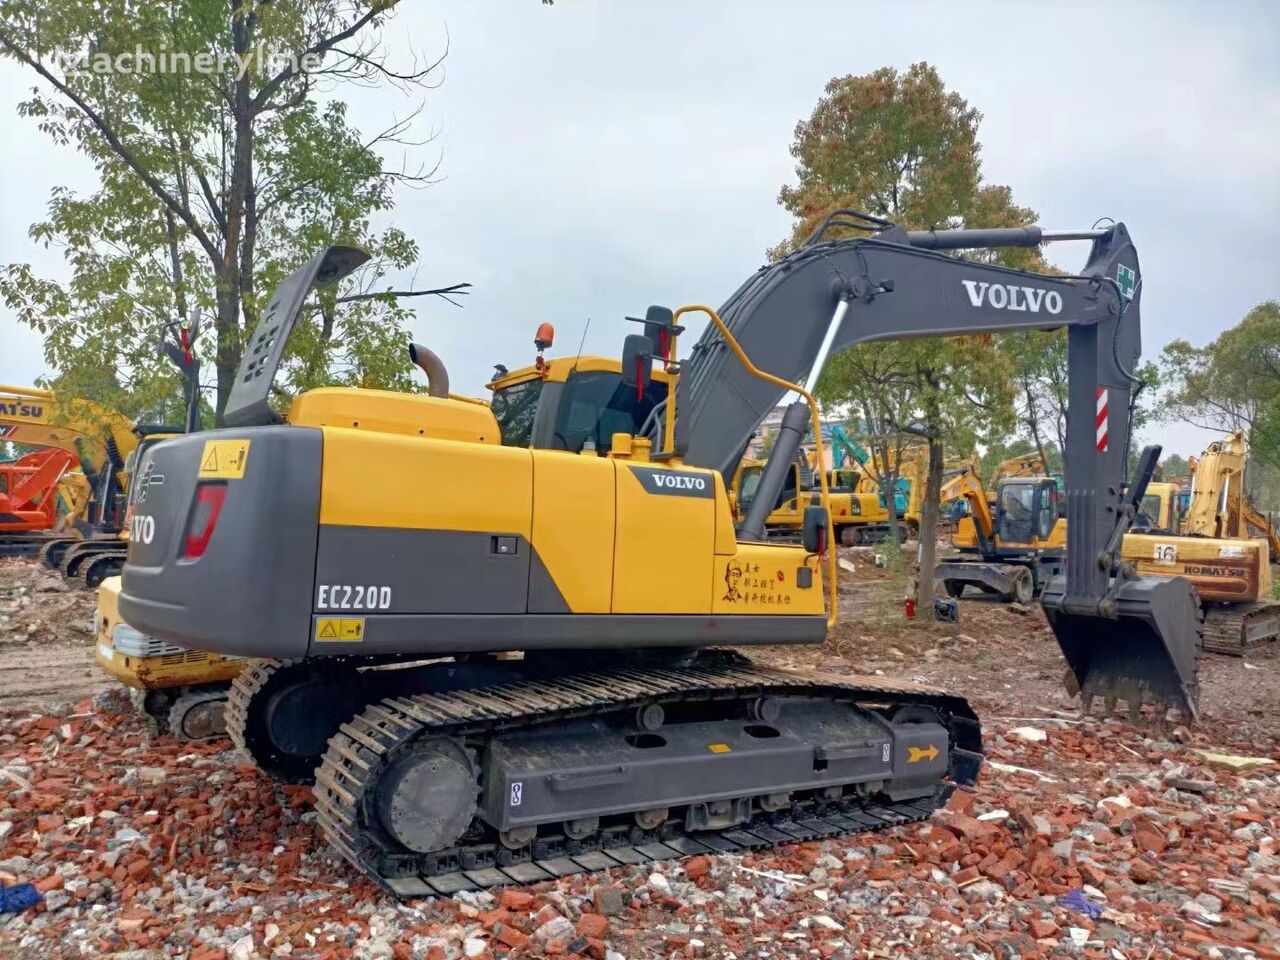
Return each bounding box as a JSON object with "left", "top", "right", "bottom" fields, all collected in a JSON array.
[{"left": 0, "top": 447, "right": 81, "bottom": 556}]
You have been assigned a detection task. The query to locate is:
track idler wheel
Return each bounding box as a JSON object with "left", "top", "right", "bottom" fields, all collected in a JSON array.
[
  {"left": 83, "top": 555, "right": 124, "bottom": 590},
  {"left": 168, "top": 688, "right": 230, "bottom": 741},
  {"left": 39, "top": 539, "right": 73, "bottom": 572},
  {"left": 374, "top": 739, "right": 479, "bottom": 854},
  {"left": 229, "top": 660, "right": 369, "bottom": 782}
]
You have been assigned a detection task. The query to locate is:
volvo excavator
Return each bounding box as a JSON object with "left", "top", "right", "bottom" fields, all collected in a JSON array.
[{"left": 117, "top": 214, "right": 1200, "bottom": 896}]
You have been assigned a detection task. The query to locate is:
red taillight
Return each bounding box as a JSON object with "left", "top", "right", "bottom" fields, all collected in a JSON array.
[{"left": 182, "top": 483, "right": 227, "bottom": 560}]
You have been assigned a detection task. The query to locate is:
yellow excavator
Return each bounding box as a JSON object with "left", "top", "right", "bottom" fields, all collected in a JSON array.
[
  {"left": 732, "top": 455, "right": 908, "bottom": 545},
  {"left": 1126, "top": 430, "right": 1278, "bottom": 654},
  {"left": 117, "top": 216, "right": 1200, "bottom": 896},
  {"left": 940, "top": 429, "right": 1277, "bottom": 654},
  {"left": 935, "top": 464, "right": 1067, "bottom": 602},
  {"left": 33, "top": 320, "right": 203, "bottom": 587},
  {"left": 0, "top": 386, "right": 139, "bottom": 560}
]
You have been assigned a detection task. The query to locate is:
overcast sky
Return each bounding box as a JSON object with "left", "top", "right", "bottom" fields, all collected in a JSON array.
[{"left": 2, "top": 0, "right": 1277, "bottom": 456}]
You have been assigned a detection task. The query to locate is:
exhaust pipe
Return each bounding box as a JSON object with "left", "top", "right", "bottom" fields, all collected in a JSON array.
[{"left": 408, "top": 343, "right": 450, "bottom": 398}]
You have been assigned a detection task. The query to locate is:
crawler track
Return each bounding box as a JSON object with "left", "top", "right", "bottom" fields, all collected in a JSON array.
[
  {"left": 1203, "top": 602, "right": 1280, "bottom": 656},
  {"left": 312, "top": 651, "right": 982, "bottom": 898}
]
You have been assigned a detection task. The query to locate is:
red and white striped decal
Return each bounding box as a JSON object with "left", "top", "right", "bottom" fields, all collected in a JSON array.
[{"left": 1095, "top": 387, "right": 1109, "bottom": 452}]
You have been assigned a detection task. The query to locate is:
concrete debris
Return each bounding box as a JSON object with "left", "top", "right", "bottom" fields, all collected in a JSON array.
[
  {"left": 1190, "top": 749, "right": 1276, "bottom": 771},
  {"left": 1009, "top": 725, "right": 1048, "bottom": 743},
  {"left": 0, "top": 555, "right": 1275, "bottom": 958}
]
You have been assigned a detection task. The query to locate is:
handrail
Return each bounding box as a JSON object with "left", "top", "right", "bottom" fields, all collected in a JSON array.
[{"left": 673, "top": 305, "right": 837, "bottom": 629}]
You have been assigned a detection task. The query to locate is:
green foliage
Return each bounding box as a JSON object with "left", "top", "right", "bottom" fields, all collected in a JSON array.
[
  {"left": 0, "top": 0, "right": 451, "bottom": 421},
  {"left": 1159, "top": 300, "right": 1280, "bottom": 471},
  {"left": 876, "top": 535, "right": 909, "bottom": 576},
  {"left": 778, "top": 63, "right": 1046, "bottom": 610},
  {"left": 1160, "top": 453, "right": 1190, "bottom": 479},
  {"left": 785, "top": 64, "right": 1029, "bottom": 470}
]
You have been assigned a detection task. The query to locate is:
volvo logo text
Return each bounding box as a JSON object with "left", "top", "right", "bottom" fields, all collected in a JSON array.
[
  {"left": 961, "top": 280, "right": 1062, "bottom": 315},
  {"left": 653, "top": 474, "right": 707, "bottom": 491}
]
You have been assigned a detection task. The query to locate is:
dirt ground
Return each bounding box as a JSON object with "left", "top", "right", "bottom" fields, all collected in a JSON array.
[
  {"left": 0, "top": 558, "right": 106, "bottom": 708},
  {"left": 0, "top": 552, "right": 1277, "bottom": 958}
]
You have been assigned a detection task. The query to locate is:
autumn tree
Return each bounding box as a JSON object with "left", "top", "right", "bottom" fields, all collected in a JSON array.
[
  {"left": 0, "top": 0, "right": 466, "bottom": 422},
  {"left": 1160, "top": 301, "right": 1280, "bottom": 473},
  {"left": 781, "top": 63, "right": 1037, "bottom": 613}
]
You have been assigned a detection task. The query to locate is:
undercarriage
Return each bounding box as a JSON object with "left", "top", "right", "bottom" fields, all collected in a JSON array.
[
  {"left": 1202, "top": 601, "right": 1280, "bottom": 656},
  {"left": 224, "top": 649, "right": 982, "bottom": 898}
]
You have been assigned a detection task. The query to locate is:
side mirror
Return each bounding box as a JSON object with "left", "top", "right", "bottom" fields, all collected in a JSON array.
[
  {"left": 621, "top": 334, "right": 654, "bottom": 390},
  {"left": 802, "top": 504, "right": 828, "bottom": 554}
]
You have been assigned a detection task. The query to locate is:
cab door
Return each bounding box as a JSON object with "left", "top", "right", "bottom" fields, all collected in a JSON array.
[
  {"left": 1033, "top": 480, "right": 1059, "bottom": 546},
  {"left": 996, "top": 480, "right": 1036, "bottom": 547}
]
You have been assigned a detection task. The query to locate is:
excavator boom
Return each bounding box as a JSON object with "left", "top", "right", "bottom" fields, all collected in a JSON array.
[{"left": 674, "top": 214, "right": 1199, "bottom": 717}]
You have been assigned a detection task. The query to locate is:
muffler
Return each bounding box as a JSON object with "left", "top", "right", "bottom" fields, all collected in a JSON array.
[
  {"left": 1042, "top": 574, "right": 1201, "bottom": 720},
  {"left": 408, "top": 343, "right": 450, "bottom": 398}
]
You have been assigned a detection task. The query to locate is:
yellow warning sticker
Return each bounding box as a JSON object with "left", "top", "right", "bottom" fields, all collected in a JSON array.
[
  {"left": 199, "top": 439, "right": 251, "bottom": 479},
  {"left": 315, "top": 617, "right": 365, "bottom": 642},
  {"left": 707, "top": 743, "right": 731, "bottom": 754},
  {"left": 907, "top": 744, "right": 939, "bottom": 764}
]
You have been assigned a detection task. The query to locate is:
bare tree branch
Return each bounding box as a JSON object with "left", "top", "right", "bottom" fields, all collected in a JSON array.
[{"left": 0, "top": 32, "right": 220, "bottom": 264}]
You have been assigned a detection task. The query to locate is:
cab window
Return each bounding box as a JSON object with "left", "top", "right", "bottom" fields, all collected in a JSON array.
[
  {"left": 1037, "top": 484, "right": 1058, "bottom": 539},
  {"left": 1000, "top": 483, "right": 1034, "bottom": 522},
  {"left": 1138, "top": 493, "right": 1162, "bottom": 529},
  {"left": 490, "top": 379, "right": 543, "bottom": 448},
  {"left": 552, "top": 371, "right": 667, "bottom": 454}
]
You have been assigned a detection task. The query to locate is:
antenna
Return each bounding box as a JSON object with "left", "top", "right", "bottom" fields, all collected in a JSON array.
[{"left": 570, "top": 318, "right": 591, "bottom": 376}]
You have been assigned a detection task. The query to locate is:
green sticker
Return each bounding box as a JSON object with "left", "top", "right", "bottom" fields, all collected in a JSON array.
[{"left": 1116, "top": 263, "right": 1137, "bottom": 301}]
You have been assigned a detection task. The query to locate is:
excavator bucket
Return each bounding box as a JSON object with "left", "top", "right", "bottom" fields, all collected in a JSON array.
[{"left": 1041, "top": 575, "right": 1201, "bottom": 721}]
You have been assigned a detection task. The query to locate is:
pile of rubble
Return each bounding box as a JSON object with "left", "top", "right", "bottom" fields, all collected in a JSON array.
[
  {"left": 0, "top": 692, "right": 1274, "bottom": 959},
  {"left": 0, "top": 557, "right": 95, "bottom": 646}
]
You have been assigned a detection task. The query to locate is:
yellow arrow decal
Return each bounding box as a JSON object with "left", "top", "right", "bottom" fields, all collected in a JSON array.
[{"left": 907, "top": 744, "right": 939, "bottom": 764}]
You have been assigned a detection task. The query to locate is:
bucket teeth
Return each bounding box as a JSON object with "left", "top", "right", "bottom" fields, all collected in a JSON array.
[{"left": 1044, "top": 574, "right": 1202, "bottom": 725}]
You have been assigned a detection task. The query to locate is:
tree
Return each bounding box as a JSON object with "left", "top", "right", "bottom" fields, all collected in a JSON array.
[
  {"left": 782, "top": 63, "right": 1035, "bottom": 614},
  {"left": 1160, "top": 301, "right": 1280, "bottom": 471},
  {"left": 1160, "top": 453, "right": 1190, "bottom": 480},
  {"left": 0, "top": 0, "right": 466, "bottom": 422}
]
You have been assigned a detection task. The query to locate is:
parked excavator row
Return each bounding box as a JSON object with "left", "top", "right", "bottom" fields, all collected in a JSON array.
[
  {"left": 936, "top": 429, "right": 1277, "bottom": 654},
  {"left": 34, "top": 318, "right": 203, "bottom": 588},
  {"left": 111, "top": 213, "right": 1200, "bottom": 897},
  {"left": 731, "top": 454, "right": 910, "bottom": 545},
  {"left": 0, "top": 385, "right": 138, "bottom": 563}
]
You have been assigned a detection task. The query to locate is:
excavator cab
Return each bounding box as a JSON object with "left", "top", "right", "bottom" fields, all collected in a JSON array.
[
  {"left": 488, "top": 359, "right": 669, "bottom": 454},
  {"left": 995, "top": 477, "right": 1059, "bottom": 547}
]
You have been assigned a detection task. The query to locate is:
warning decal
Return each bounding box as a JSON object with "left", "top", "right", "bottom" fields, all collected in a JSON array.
[
  {"left": 315, "top": 617, "right": 365, "bottom": 642},
  {"left": 199, "top": 439, "right": 252, "bottom": 479}
]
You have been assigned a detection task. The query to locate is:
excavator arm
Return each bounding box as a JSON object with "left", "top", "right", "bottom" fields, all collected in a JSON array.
[
  {"left": 1244, "top": 503, "right": 1280, "bottom": 563},
  {"left": 993, "top": 453, "right": 1049, "bottom": 485},
  {"left": 0, "top": 386, "right": 137, "bottom": 478},
  {"left": 674, "top": 214, "right": 1200, "bottom": 717},
  {"left": 947, "top": 466, "right": 997, "bottom": 550}
]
